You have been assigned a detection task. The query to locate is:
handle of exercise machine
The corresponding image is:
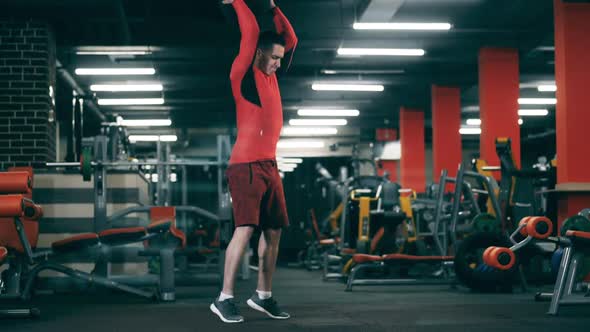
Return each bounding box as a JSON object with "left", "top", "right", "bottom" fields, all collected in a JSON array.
[{"left": 483, "top": 216, "right": 554, "bottom": 271}]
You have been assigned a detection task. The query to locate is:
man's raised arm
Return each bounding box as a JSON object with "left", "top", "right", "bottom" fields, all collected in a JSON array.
[
  {"left": 223, "top": 0, "right": 260, "bottom": 86},
  {"left": 270, "top": 0, "right": 298, "bottom": 53}
]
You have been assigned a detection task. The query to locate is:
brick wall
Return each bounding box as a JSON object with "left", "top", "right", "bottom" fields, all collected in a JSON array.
[{"left": 0, "top": 20, "right": 57, "bottom": 169}]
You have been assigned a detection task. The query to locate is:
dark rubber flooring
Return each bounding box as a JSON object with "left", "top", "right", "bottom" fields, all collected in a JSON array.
[{"left": 2, "top": 267, "right": 589, "bottom": 331}]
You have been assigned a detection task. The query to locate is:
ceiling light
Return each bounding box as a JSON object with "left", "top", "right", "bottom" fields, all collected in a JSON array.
[
  {"left": 277, "top": 158, "right": 303, "bottom": 163},
  {"left": 321, "top": 69, "right": 404, "bottom": 75},
  {"left": 75, "top": 68, "right": 156, "bottom": 75},
  {"left": 466, "top": 119, "right": 481, "bottom": 126},
  {"left": 76, "top": 51, "right": 151, "bottom": 55},
  {"left": 289, "top": 119, "right": 347, "bottom": 126},
  {"left": 459, "top": 127, "right": 481, "bottom": 135},
  {"left": 278, "top": 162, "right": 298, "bottom": 168},
  {"left": 277, "top": 140, "right": 325, "bottom": 149},
  {"left": 518, "top": 109, "right": 549, "bottom": 116},
  {"left": 129, "top": 135, "right": 177, "bottom": 142},
  {"left": 90, "top": 84, "right": 163, "bottom": 92},
  {"left": 518, "top": 98, "right": 557, "bottom": 105},
  {"left": 97, "top": 98, "right": 165, "bottom": 106},
  {"left": 338, "top": 48, "right": 425, "bottom": 56},
  {"left": 160, "top": 135, "right": 178, "bottom": 142},
  {"left": 282, "top": 127, "right": 338, "bottom": 136},
  {"left": 518, "top": 118, "right": 523, "bottom": 125},
  {"left": 297, "top": 109, "right": 359, "bottom": 117},
  {"left": 353, "top": 22, "right": 452, "bottom": 31},
  {"left": 462, "top": 105, "right": 480, "bottom": 112},
  {"left": 312, "top": 84, "right": 384, "bottom": 92},
  {"left": 537, "top": 85, "right": 557, "bottom": 92},
  {"left": 120, "top": 119, "right": 172, "bottom": 127}
]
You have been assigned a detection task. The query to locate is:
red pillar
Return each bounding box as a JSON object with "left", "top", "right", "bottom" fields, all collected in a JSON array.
[
  {"left": 400, "top": 108, "right": 426, "bottom": 192},
  {"left": 478, "top": 48, "right": 521, "bottom": 172},
  {"left": 432, "top": 85, "right": 462, "bottom": 181},
  {"left": 554, "top": 0, "right": 590, "bottom": 230},
  {"left": 376, "top": 129, "right": 398, "bottom": 182}
]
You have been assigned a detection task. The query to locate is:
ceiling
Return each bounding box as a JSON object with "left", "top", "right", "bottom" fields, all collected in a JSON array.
[{"left": 3, "top": 0, "right": 557, "bottom": 155}]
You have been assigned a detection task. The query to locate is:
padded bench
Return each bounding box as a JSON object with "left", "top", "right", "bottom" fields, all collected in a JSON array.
[{"left": 0, "top": 168, "right": 178, "bottom": 303}]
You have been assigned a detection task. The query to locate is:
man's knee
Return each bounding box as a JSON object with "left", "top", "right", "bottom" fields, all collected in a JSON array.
[
  {"left": 264, "top": 228, "right": 282, "bottom": 246},
  {"left": 231, "top": 226, "right": 255, "bottom": 245}
]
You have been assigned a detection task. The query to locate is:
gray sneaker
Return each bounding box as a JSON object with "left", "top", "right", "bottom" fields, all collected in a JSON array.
[
  {"left": 247, "top": 294, "right": 290, "bottom": 319},
  {"left": 210, "top": 297, "right": 244, "bottom": 323}
]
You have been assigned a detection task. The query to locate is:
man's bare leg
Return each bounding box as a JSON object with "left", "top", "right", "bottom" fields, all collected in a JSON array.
[
  {"left": 222, "top": 226, "right": 255, "bottom": 295},
  {"left": 247, "top": 228, "right": 290, "bottom": 319},
  {"left": 256, "top": 228, "right": 282, "bottom": 292}
]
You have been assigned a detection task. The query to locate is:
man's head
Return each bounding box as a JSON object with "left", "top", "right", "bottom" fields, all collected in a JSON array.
[{"left": 255, "top": 30, "right": 285, "bottom": 75}]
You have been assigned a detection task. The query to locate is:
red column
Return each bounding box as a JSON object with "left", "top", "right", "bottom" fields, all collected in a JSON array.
[
  {"left": 432, "top": 85, "right": 462, "bottom": 180},
  {"left": 554, "top": 0, "right": 590, "bottom": 230},
  {"left": 400, "top": 108, "right": 425, "bottom": 192},
  {"left": 478, "top": 48, "right": 521, "bottom": 172},
  {"left": 376, "top": 129, "right": 398, "bottom": 182}
]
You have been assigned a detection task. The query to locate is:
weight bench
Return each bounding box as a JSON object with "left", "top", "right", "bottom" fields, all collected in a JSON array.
[
  {"left": 0, "top": 167, "right": 177, "bottom": 305},
  {"left": 484, "top": 216, "right": 590, "bottom": 315},
  {"left": 539, "top": 230, "right": 590, "bottom": 315},
  {"left": 0, "top": 245, "right": 40, "bottom": 319},
  {"left": 346, "top": 253, "right": 455, "bottom": 291}
]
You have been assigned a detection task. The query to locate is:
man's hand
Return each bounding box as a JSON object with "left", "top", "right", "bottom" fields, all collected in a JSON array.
[
  {"left": 222, "top": 0, "right": 234, "bottom": 4},
  {"left": 270, "top": 0, "right": 276, "bottom": 9}
]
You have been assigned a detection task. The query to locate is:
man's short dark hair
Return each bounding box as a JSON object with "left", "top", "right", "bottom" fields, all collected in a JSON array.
[{"left": 258, "top": 30, "right": 285, "bottom": 51}]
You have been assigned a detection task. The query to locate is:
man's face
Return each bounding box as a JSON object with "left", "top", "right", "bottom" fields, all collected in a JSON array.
[{"left": 257, "top": 44, "right": 285, "bottom": 75}]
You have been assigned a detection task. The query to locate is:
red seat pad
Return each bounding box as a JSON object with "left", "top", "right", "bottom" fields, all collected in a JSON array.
[
  {"left": 352, "top": 254, "right": 384, "bottom": 264},
  {"left": 98, "top": 227, "right": 147, "bottom": 245},
  {"left": 382, "top": 253, "right": 454, "bottom": 262},
  {"left": 0, "top": 246, "right": 7, "bottom": 263},
  {"left": 52, "top": 233, "right": 99, "bottom": 252},
  {"left": 565, "top": 230, "right": 590, "bottom": 247}
]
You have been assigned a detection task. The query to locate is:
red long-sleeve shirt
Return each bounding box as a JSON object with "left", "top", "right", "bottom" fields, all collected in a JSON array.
[{"left": 228, "top": 0, "right": 297, "bottom": 164}]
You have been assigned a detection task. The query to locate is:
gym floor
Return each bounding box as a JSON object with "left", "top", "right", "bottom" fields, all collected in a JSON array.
[{"left": 2, "top": 268, "right": 588, "bottom": 331}]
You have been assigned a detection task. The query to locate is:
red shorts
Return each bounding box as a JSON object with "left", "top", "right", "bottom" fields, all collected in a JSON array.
[{"left": 225, "top": 159, "right": 289, "bottom": 229}]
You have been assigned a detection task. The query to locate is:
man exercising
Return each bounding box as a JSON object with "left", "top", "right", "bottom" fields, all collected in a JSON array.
[{"left": 211, "top": 0, "right": 297, "bottom": 324}]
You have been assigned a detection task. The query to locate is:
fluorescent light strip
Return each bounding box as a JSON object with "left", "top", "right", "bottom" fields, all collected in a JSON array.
[
  {"left": 312, "top": 84, "right": 384, "bottom": 92},
  {"left": 289, "top": 119, "right": 347, "bottom": 126},
  {"left": 337, "top": 48, "right": 425, "bottom": 56},
  {"left": 75, "top": 68, "right": 156, "bottom": 75},
  {"left": 466, "top": 119, "right": 481, "bottom": 126},
  {"left": 277, "top": 140, "right": 325, "bottom": 149},
  {"left": 120, "top": 119, "right": 172, "bottom": 127},
  {"left": 459, "top": 128, "right": 481, "bottom": 135},
  {"left": 462, "top": 105, "right": 480, "bottom": 112},
  {"left": 98, "top": 98, "right": 164, "bottom": 106},
  {"left": 518, "top": 109, "right": 549, "bottom": 116},
  {"left": 277, "top": 158, "right": 303, "bottom": 164},
  {"left": 537, "top": 85, "right": 557, "bottom": 92},
  {"left": 129, "top": 135, "right": 177, "bottom": 142},
  {"left": 297, "top": 109, "right": 359, "bottom": 117},
  {"left": 90, "top": 84, "right": 163, "bottom": 92},
  {"left": 282, "top": 127, "right": 338, "bottom": 136},
  {"left": 76, "top": 51, "right": 151, "bottom": 55},
  {"left": 321, "top": 69, "right": 404, "bottom": 75},
  {"left": 278, "top": 163, "right": 298, "bottom": 169},
  {"left": 518, "top": 98, "right": 557, "bottom": 105},
  {"left": 159, "top": 135, "right": 178, "bottom": 142},
  {"left": 353, "top": 22, "right": 451, "bottom": 31}
]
